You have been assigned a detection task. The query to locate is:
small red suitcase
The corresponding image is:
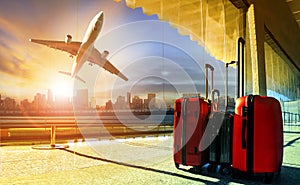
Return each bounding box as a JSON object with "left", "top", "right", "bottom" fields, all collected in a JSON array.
[
  {"left": 232, "top": 95, "right": 283, "bottom": 181},
  {"left": 173, "top": 97, "right": 210, "bottom": 171},
  {"left": 173, "top": 63, "right": 214, "bottom": 171}
]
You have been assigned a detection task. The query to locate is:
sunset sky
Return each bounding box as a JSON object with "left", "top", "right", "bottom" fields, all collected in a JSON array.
[{"left": 0, "top": 0, "right": 234, "bottom": 105}]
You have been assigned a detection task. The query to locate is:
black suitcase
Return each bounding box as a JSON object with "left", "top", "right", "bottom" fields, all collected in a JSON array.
[
  {"left": 207, "top": 91, "right": 233, "bottom": 173},
  {"left": 207, "top": 59, "right": 236, "bottom": 173}
]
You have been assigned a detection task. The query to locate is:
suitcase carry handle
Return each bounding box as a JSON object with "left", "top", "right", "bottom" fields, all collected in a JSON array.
[
  {"left": 225, "top": 61, "right": 236, "bottom": 112},
  {"left": 211, "top": 89, "right": 220, "bottom": 112}
]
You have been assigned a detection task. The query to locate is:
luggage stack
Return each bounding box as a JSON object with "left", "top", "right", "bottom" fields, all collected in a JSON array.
[{"left": 173, "top": 37, "right": 283, "bottom": 183}]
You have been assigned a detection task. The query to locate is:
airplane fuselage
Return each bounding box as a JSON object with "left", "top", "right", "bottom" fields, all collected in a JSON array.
[
  {"left": 71, "top": 11, "right": 104, "bottom": 77},
  {"left": 30, "top": 10, "right": 128, "bottom": 81}
]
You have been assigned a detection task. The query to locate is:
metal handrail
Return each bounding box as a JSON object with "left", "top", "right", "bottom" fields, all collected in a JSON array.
[
  {"left": 0, "top": 117, "right": 173, "bottom": 148},
  {"left": 282, "top": 111, "right": 300, "bottom": 124}
]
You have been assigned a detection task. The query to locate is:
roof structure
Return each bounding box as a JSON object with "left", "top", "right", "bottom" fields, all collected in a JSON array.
[{"left": 115, "top": 0, "right": 244, "bottom": 64}]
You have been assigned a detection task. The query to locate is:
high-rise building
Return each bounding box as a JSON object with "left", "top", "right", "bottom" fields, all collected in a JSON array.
[
  {"left": 148, "top": 93, "right": 156, "bottom": 109},
  {"left": 105, "top": 100, "right": 113, "bottom": 110},
  {"left": 0, "top": 94, "right": 3, "bottom": 109},
  {"left": 132, "top": 96, "right": 143, "bottom": 110},
  {"left": 20, "top": 99, "right": 31, "bottom": 110},
  {"left": 143, "top": 99, "right": 149, "bottom": 110},
  {"left": 75, "top": 89, "right": 89, "bottom": 109},
  {"left": 47, "top": 89, "right": 54, "bottom": 107},
  {"left": 4, "top": 97, "right": 16, "bottom": 110},
  {"left": 34, "top": 93, "right": 46, "bottom": 110},
  {"left": 115, "top": 96, "right": 126, "bottom": 110},
  {"left": 127, "top": 92, "right": 131, "bottom": 104}
]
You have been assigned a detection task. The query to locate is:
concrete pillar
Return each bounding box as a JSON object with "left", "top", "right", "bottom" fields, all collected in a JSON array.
[{"left": 247, "top": 4, "right": 267, "bottom": 95}]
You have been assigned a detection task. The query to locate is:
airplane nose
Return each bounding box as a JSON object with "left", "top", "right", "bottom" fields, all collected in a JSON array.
[{"left": 99, "top": 11, "right": 104, "bottom": 21}]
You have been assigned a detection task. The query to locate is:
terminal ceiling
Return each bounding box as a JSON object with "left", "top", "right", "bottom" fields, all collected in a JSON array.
[
  {"left": 114, "top": 0, "right": 300, "bottom": 100},
  {"left": 286, "top": 0, "right": 300, "bottom": 28},
  {"left": 115, "top": 0, "right": 243, "bottom": 64}
]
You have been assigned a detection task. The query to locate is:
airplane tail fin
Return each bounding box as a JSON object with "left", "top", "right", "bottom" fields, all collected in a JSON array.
[{"left": 58, "top": 71, "right": 86, "bottom": 83}]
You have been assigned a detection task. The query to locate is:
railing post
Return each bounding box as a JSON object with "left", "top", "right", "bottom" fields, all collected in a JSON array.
[
  {"left": 32, "top": 120, "right": 69, "bottom": 150},
  {"left": 50, "top": 125, "right": 56, "bottom": 147}
]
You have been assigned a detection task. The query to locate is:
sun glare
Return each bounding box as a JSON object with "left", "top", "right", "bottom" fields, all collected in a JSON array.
[{"left": 52, "top": 81, "right": 73, "bottom": 98}]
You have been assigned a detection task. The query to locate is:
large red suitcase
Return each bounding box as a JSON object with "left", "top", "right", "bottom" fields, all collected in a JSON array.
[
  {"left": 232, "top": 95, "right": 283, "bottom": 178},
  {"left": 173, "top": 97, "right": 210, "bottom": 170}
]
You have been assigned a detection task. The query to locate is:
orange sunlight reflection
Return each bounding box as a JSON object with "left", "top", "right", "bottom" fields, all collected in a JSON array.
[{"left": 51, "top": 77, "right": 73, "bottom": 99}]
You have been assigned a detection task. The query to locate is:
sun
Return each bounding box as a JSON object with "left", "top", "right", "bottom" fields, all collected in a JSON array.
[{"left": 52, "top": 80, "right": 73, "bottom": 98}]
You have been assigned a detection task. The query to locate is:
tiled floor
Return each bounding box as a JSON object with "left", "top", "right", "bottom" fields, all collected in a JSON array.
[{"left": 0, "top": 130, "right": 299, "bottom": 185}]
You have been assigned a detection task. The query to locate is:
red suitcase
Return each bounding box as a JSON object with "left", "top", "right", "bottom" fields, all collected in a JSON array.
[
  {"left": 230, "top": 38, "right": 283, "bottom": 182},
  {"left": 173, "top": 63, "right": 214, "bottom": 171},
  {"left": 173, "top": 97, "right": 210, "bottom": 170},
  {"left": 232, "top": 95, "right": 283, "bottom": 180}
]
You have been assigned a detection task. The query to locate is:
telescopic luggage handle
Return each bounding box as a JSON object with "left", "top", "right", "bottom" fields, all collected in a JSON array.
[
  {"left": 205, "top": 64, "right": 214, "bottom": 100},
  {"left": 225, "top": 61, "right": 236, "bottom": 112},
  {"left": 225, "top": 37, "right": 245, "bottom": 110},
  {"left": 237, "top": 37, "right": 245, "bottom": 98}
]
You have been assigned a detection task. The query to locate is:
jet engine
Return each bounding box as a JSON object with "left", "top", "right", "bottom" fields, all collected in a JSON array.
[
  {"left": 101, "top": 50, "right": 109, "bottom": 59},
  {"left": 65, "top": 34, "right": 72, "bottom": 44}
]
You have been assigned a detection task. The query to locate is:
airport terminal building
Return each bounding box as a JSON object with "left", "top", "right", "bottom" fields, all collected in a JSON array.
[{"left": 116, "top": 0, "right": 300, "bottom": 119}]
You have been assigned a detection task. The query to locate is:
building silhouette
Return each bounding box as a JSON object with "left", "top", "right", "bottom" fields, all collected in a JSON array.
[
  {"left": 115, "top": 96, "right": 126, "bottom": 110},
  {"left": 0, "top": 94, "right": 3, "bottom": 109},
  {"left": 105, "top": 100, "right": 113, "bottom": 110},
  {"left": 132, "top": 96, "right": 143, "bottom": 110},
  {"left": 74, "top": 89, "right": 89, "bottom": 109},
  {"left": 47, "top": 89, "right": 54, "bottom": 108},
  {"left": 20, "top": 99, "right": 31, "bottom": 110},
  {"left": 147, "top": 93, "right": 156, "bottom": 109},
  {"left": 4, "top": 97, "right": 16, "bottom": 110},
  {"left": 127, "top": 92, "right": 131, "bottom": 105},
  {"left": 34, "top": 93, "right": 46, "bottom": 110}
]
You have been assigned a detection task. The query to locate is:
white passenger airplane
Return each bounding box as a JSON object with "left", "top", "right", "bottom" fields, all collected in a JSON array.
[{"left": 30, "top": 11, "right": 128, "bottom": 81}]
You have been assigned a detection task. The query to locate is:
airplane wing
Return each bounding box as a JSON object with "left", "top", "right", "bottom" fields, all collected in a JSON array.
[
  {"left": 58, "top": 71, "right": 86, "bottom": 83},
  {"left": 102, "top": 60, "right": 128, "bottom": 81},
  {"left": 29, "top": 39, "right": 81, "bottom": 56},
  {"left": 89, "top": 48, "right": 128, "bottom": 81}
]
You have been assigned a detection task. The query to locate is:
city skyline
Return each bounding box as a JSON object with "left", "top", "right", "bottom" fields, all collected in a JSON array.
[{"left": 0, "top": 89, "right": 177, "bottom": 112}]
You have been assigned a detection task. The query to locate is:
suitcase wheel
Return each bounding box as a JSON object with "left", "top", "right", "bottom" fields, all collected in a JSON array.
[
  {"left": 207, "top": 164, "right": 217, "bottom": 173},
  {"left": 277, "top": 168, "right": 281, "bottom": 176},
  {"left": 175, "top": 163, "right": 179, "bottom": 169},
  {"left": 190, "top": 166, "right": 202, "bottom": 174},
  {"left": 231, "top": 168, "right": 240, "bottom": 179},
  {"left": 262, "top": 173, "right": 274, "bottom": 184},
  {"left": 219, "top": 165, "right": 231, "bottom": 175}
]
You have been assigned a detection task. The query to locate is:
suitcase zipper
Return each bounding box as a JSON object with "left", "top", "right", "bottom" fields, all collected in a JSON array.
[
  {"left": 242, "top": 106, "right": 247, "bottom": 149},
  {"left": 247, "top": 95, "right": 255, "bottom": 174},
  {"left": 182, "top": 98, "right": 188, "bottom": 165}
]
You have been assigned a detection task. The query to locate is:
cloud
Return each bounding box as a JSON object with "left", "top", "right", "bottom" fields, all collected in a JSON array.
[{"left": 0, "top": 18, "right": 36, "bottom": 79}]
